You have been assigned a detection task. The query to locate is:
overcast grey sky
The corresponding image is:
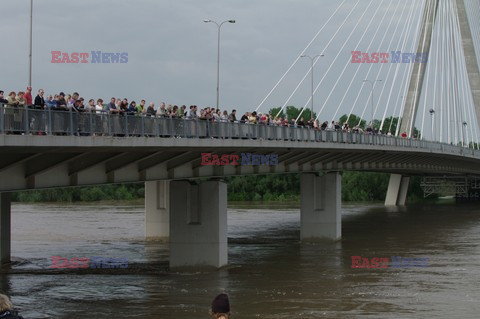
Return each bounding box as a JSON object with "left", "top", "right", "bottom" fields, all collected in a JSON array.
[{"left": 2, "top": 0, "right": 434, "bottom": 122}]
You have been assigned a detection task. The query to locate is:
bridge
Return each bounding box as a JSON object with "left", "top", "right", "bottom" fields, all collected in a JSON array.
[
  {"left": 2, "top": 0, "right": 480, "bottom": 269},
  {"left": 1, "top": 109, "right": 480, "bottom": 268}
]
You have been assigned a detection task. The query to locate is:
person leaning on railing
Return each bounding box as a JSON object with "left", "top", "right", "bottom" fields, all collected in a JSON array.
[
  {"left": 3, "top": 91, "right": 13, "bottom": 104},
  {"left": 12, "top": 92, "right": 25, "bottom": 133},
  {"left": 0, "top": 90, "right": 7, "bottom": 104},
  {"left": 5, "top": 92, "right": 18, "bottom": 134},
  {"left": 30, "top": 89, "right": 46, "bottom": 135},
  {"left": 0, "top": 90, "right": 7, "bottom": 130}
]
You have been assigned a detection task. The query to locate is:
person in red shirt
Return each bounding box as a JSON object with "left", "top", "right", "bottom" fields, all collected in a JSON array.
[
  {"left": 401, "top": 132, "right": 407, "bottom": 138},
  {"left": 24, "top": 86, "right": 33, "bottom": 105}
]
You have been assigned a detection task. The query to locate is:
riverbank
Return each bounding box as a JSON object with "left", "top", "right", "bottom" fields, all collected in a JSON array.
[{"left": 10, "top": 172, "right": 425, "bottom": 203}]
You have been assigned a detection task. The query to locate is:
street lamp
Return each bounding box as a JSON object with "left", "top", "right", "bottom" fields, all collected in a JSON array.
[
  {"left": 29, "top": 0, "right": 33, "bottom": 86},
  {"left": 362, "top": 79, "right": 382, "bottom": 127},
  {"left": 429, "top": 108, "right": 435, "bottom": 141},
  {"left": 204, "top": 19, "right": 236, "bottom": 110},
  {"left": 301, "top": 54, "right": 324, "bottom": 120}
]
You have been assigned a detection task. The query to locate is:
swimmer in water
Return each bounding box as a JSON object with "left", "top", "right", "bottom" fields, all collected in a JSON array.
[
  {"left": 209, "top": 293, "right": 230, "bottom": 319},
  {"left": 0, "top": 294, "right": 24, "bottom": 319}
]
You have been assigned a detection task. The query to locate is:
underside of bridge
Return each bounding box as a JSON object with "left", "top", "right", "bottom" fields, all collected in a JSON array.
[{"left": 0, "top": 136, "right": 479, "bottom": 193}]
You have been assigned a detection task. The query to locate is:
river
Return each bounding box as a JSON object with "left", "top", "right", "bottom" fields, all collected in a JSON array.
[{"left": 2, "top": 200, "right": 479, "bottom": 318}]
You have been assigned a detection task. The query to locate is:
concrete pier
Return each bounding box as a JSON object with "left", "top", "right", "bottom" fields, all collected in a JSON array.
[
  {"left": 169, "top": 180, "right": 227, "bottom": 269},
  {"left": 385, "top": 174, "right": 410, "bottom": 206},
  {"left": 145, "top": 181, "right": 170, "bottom": 241},
  {"left": 0, "top": 193, "right": 11, "bottom": 265},
  {"left": 300, "top": 172, "right": 342, "bottom": 241}
]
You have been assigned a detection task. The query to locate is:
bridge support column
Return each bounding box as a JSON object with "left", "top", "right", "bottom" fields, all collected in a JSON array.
[
  {"left": 300, "top": 172, "right": 341, "bottom": 241},
  {"left": 169, "top": 180, "right": 227, "bottom": 269},
  {"left": 0, "top": 193, "right": 11, "bottom": 265},
  {"left": 385, "top": 174, "right": 410, "bottom": 206},
  {"left": 145, "top": 181, "right": 170, "bottom": 241}
]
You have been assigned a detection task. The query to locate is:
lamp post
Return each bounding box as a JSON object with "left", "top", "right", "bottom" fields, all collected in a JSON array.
[
  {"left": 28, "top": 0, "right": 33, "bottom": 86},
  {"left": 203, "top": 19, "right": 235, "bottom": 110},
  {"left": 362, "top": 79, "right": 382, "bottom": 127},
  {"left": 301, "top": 54, "right": 324, "bottom": 120},
  {"left": 429, "top": 108, "right": 435, "bottom": 141}
]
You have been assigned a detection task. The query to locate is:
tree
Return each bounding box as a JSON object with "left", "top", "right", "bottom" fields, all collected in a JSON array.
[
  {"left": 380, "top": 116, "right": 399, "bottom": 134},
  {"left": 339, "top": 114, "right": 366, "bottom": 129},
  {"left": 269, "top": 107, "right": 285, "bottom": 119},
  {"left": 269, "top": 106, "right": 316, "bottom": 121}
]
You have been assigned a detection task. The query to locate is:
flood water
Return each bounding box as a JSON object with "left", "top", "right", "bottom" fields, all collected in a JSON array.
[{"left": 2, "top": 200, "right": 480, "bottom": 318}]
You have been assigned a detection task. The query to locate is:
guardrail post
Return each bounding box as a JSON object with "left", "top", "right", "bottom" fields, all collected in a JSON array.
[
  {"left": 47, "top": 108, "right": 52, "bottom": 135},
  {"left": 24, "top": 107, "right": 29, "bottom": 135},
  {"left": 141, "top": 115, "right": 145, "bottom": 137},
  {"left": 124, "top": 114, "right": 128, "bottom": 137},
  {"left": 171, "top": 118, "right": 176, "bottom": 137},
  {"left": 69, "top": 109, "right": 74, "bottom": 136},
  {"left": 89, "top": 110, "right": 93, "bottom": 136},
  {"left": 107, "top": 113, "right": 112, "bottom": 136},
  {"left": 0, "top": 104, "right": 4, "bottom": 134}
]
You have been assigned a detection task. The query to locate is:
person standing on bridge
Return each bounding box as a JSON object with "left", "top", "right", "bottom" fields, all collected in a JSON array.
[
  {"left": 24, "top": 86, "right": 33, "bottom": 106},
  {"left": 228, "top": 109, "right": 237, "bottom": 122},
  {"left": 209, "top": 293, "right": 231, "bottom": 319},
  {"left": 0, "top": 90, "right": 7, "bottom": 105}
]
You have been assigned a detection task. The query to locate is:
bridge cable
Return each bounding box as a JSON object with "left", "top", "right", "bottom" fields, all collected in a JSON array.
[
  {"left": 310, "top": 0, "right": 379, "bottom": 122},
  {"left": 370, "top": 0, "right": 415, "bottom": 132},
  {"left": 328, "top": 0, "right": 396, "bottom": 125},
  {"left": 255, "top": 0, "right": 349, "bottom": 112},
  {"left": 393, "top": 0, "right": 426, "bottom": 136},
  {"left": 400, "top": 0, "right": 429, "bottom": 137},
  {"left": 358, "top": 0, "right": 417, "bottom": 132},
  {"left": 275, "top": 0, "right": 362, "bottom": 119},
  {"left": 344, "top": 0, "right": 406, "bottom": 127},
  {"left": 288, "top": 0, "right": 366, "bottom": 121},
  {"left": 408, "top": 0, "right": 433, "bottom": 138}
]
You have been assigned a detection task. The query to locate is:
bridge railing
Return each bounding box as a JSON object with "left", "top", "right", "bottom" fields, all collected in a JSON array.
[{"left": 0, "top": 104, "right": 478, "bottom": 157}]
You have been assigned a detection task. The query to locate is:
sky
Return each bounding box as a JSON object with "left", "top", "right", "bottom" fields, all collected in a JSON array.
[{"left": 2, "top": 0, "right": 479, "bottom": 142}]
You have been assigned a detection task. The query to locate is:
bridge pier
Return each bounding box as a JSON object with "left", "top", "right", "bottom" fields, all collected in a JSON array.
[
  {"left": 300, "top": 172, "right": 341, "bottom": 241},
  {"left": 169, "top": 180, "right": 227, "bottom": 269},
  {"left": 145, "top": 181, "right": 170, "bottom": 241},
  {"left": 385, "top": 174, "right": 410, "bottom": 206},
  {"left": 0, "top": 193, "right": 11, "bottom": 265}
]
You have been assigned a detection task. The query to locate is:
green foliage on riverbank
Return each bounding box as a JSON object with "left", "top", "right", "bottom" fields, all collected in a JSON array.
[
  {"left": 11, "top": 184, "right": 145, "bottom": 203},
  {"left": 11, "top": 172, "right": 423, "bottom": 203}
]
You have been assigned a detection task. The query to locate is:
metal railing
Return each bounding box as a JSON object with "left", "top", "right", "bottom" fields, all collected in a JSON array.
[{"left": 0, "top": 104, "right": 478, "bottom": 158}]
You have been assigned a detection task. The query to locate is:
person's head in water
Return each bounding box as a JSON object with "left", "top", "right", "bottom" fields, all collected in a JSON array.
[
  {"left": 0, "top": 294, "right": 23, "bottom": 319},
  {"left": 210, "top": 293, "right": 230, "bottom": 319},
  {"left": 0, "top": 294, "right": 13, "bottom": 312}
]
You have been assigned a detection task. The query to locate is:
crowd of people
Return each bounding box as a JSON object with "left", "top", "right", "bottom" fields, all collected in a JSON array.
[{"left": 0, "top": 86, "right": 407, "bottom": 137}]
